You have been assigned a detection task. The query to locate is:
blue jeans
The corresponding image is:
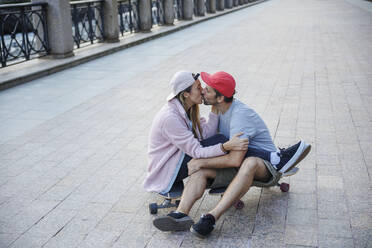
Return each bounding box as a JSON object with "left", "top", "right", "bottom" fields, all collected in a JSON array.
[{"left": 175, "top": 134, "right": 271, "bottom": 182}]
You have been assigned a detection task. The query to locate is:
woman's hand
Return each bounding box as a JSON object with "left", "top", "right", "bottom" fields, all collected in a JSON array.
[
  {"left": 223, "top": 132, "right": 249, "bottom": 151},
  {"left": 188, "top": 158, "right": 202, "bottom": 175},
  {"left": 211, "top": 105, "right": 218, "bottom": 114}
]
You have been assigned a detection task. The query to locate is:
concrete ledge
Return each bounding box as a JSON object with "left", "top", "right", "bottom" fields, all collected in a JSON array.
[{"left": 0, "top": 0, "right": 267, "bottom": 91}]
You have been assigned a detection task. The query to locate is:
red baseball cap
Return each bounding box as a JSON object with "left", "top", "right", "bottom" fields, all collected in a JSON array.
[{"left": 201, "top": 71, "right": 236, "bottom": 97}]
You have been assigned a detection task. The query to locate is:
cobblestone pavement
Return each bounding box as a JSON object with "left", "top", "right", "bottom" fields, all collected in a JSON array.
[{"left": 1, "top": 0, "right": 372, "bottom": 247}]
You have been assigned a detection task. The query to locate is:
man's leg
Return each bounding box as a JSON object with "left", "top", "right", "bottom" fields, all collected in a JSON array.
[
  {"left": 209, "top": 157, "right": 270, "bottom": 220},
  {"left": 153, "top": 168, "right": 217, "bottom": 232},
  {"left": 190, "top": 157, "right": 270, "bottom": 238}
]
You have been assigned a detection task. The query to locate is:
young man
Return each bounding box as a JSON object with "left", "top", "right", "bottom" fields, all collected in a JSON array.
[{"left": 153, "top": 71, "right": 311, "bottom": 238}]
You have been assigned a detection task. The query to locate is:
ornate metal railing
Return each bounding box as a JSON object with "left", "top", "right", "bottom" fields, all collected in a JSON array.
[
  {"left": 151, "top": 0, "right": 165, "bottom": 26},
  {"left": 193, "top": 0, "right": 197, "bottom": 16},
  {"left": 174, "top": 0, "right": 183, "bottom": 20},
  {"left": 0, "top": 3, "right": 49, "bottom": 68},
  {"left": 204, "top": 0, "right": 210, "bottom": 13},
  {"left": 118, "top": 0, "right": 139, "bottom": 35},
  {"left": 71, "top": 0, "right": 104, "bottom": 49}
]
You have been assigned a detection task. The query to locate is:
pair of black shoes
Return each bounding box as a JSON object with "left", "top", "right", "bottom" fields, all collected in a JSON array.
[{"left": 153, "top": 211, "right": 215, "bottom": 238}]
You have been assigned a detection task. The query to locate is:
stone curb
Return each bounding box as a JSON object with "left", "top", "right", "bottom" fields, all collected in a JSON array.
[{"left": 0, "top": 0, "right": 268, "bottom": 91}]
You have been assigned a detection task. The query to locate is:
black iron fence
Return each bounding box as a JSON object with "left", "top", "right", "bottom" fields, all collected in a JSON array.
[
  {"left": 174, "top": 0, "right": 183, "bottom": 20},
  {"left": 204, "top": 0, "right": 210, "bottom": 13},
  {"left": 151, "top": 0, "right": 165, "bottom": 26},
  {"left": 0, "top": 2, "right": 49, "bottom": 68},
  {"left": 118, "top": 0, "right": 140, "bottom": 36},
  {"left": 71, "top": 0, "right": 104, "bottom": 48},
  {"left": 1, "top": 0, "right": 262, "bottom": 68}
]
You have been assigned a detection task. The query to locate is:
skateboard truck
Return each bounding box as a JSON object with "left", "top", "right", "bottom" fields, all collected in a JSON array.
[
  {"left": 149, "top": 181, "right": 183, "bottom": 214},
  {"left": 149, "top": 199, "right": 181, "bottom": 215},
  {"left": 276, "top": 167, "right": 299, "bottom": 192}
]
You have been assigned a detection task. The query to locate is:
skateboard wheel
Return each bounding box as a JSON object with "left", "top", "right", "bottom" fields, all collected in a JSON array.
[
  {"left": 234, "top": 200, "right": 244, "bottom": 209},
  {"left": 149, "top": 203, "right": 158, "bottom": 214},
  {"left": 280, "top": 183, "right": 290, "bottom": 192}
]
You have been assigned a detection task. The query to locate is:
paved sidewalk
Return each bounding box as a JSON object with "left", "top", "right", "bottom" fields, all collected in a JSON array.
[{"left": 1, "top": 0, "right": 372, "bottom": 247}]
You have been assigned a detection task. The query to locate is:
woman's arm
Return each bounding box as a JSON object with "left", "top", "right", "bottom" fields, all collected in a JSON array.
[
  {"left": 162, "top": 115, "right": 226, "bottom": 159},
  {"left": 199, "top": 112, "right": 219, "bottom": 138},
  {"left": 162, "top": 114, "right": 249, "bottom": 158}
]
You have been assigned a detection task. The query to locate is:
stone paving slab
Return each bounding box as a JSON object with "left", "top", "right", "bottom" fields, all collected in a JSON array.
[{"left": 1, "top": 0, "right": 372, "bottom": 247}]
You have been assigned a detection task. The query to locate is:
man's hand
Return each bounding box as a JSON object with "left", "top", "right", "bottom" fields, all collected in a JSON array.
[
  {"left": 223, "top": 132, "right": 249, "bottom": 151},
  {"left": 187, "top": 158, "right": 202, "bottom": 176}
]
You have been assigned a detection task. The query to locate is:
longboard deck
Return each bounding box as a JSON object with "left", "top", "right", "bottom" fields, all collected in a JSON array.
[
  {"left": 163, "top": 167, "right": 300, "bottom": 199},
  {"left": 159, "top": 181, "right": 184, "bottom": 199},
  {"left": 159, "top": 190, "right": 182, "bottom": 199},
  {"left": 282, "top": 167, "right": 299, "bottom": 177}
]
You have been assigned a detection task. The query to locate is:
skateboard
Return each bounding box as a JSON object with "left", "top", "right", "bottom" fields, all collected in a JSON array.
[{"left": 149, "top": 166, "right": 300, "bottom": 214}]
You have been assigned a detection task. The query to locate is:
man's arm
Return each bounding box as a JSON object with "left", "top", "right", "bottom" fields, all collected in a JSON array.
[{"left": 187, "top": 149, "right": 246, "bottom": 175}]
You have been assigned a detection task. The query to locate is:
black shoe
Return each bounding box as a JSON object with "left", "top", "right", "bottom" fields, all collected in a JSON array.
[
  {"left": 275, "top": 141, "right": 311, "bottom": 173},
  {"left": 190, "top": 214, "right": 216, "bottom": 238},
  {"left": 153, "top": 211, "right": 194, "bottom": 232}
]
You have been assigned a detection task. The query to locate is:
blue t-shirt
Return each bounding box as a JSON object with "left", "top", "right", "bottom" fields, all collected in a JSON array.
[{"left": 219, "top": 99, "right": 276, "bottom": 152}]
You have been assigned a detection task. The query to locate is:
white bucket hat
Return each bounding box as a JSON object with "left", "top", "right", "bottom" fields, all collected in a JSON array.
[{"left": 166, "top": 71, "right": 200, "bottom": 101}]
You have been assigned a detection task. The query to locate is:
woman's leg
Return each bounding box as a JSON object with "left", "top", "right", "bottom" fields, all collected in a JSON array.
[{"left": 174, "top": 155, "right": 192, "bottom": 183}]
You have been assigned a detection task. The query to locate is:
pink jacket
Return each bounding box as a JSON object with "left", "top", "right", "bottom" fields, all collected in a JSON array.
[{"left": 143, "top": 98, "right": 225, "bottom": 193}]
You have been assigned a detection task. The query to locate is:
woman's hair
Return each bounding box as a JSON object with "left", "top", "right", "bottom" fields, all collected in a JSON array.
[{"left": 176, "top": 85, "right": 203, "bottom": 140}]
